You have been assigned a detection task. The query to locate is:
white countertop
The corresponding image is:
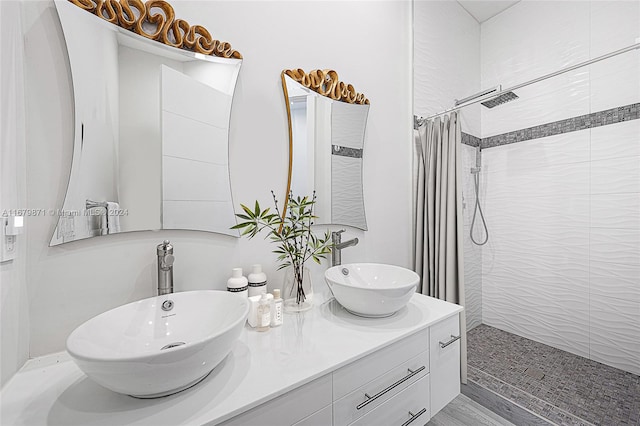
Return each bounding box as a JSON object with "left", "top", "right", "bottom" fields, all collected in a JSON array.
[{"left": 0, "top": 293, "right": 462, "bottom": 426}]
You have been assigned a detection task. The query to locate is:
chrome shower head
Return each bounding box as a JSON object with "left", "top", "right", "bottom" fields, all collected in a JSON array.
[{"left": 481, "top": 91, "right": 519, "bottom": 108}]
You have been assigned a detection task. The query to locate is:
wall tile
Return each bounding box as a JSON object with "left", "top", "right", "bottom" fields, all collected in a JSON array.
[
  {"left": 590, "top": 193, "right": 640, "bottom": 229},
  {"left": 590, "top": 227, "right": 640, "bottom": 267},
  {"left": 483, "top": 253, "right": 590, "bottom": 293},
  {"left": 482, "top": 160, "right": 589, "bottom": 199},
  {"left": 590, "top": 119, "right": 640, "bottom": 161},
  {"left": 482, "top": 228, "right": 589, "bottom": 265},
  {"left": 483, "top": 193, "right": 590, "bottom": 228},
  {"left": 589, "top": 296, "right": 640, "bottom": 375},
  {"left": 480, "top": 130, "right": 589, "bottom": 175},
  {"left": 590, "top": 1, "right": 640, "bottom": 58},
  {"left": 481, "top": 1, "right": 590, "bottom": 89},
  {"left": 482, "top": 276, "right": 590, "bottom": 358},
  {"left": 590, "top": 55, "right": 640, "bottom": 113},
  {"left": 590, "top": 261, "right": 640, "bottom": 304},
  {"left": 590, "top": 156, "right": 640, "bottom": 195}
]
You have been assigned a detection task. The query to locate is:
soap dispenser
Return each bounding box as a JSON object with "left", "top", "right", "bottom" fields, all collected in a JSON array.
[
  {"left": 248, "top": 264, "right": 267, "bottom": 297},
  {"left": 227, "top": 268, "right": 248, "bottom": 298}
]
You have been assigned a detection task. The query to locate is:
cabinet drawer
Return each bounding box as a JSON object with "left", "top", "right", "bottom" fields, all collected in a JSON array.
[
  {"left": 292, "top": 405, "right": 333, "bottom": 426},
  {"left": 219, "top": 374, "right": 332, "bottom": 426},
  {"left": 429, "top": 314, "right": 461, "bottom": 416},
  {"left": 333, "top": 328, "right": 429, "bottom": 400},
  {"left": 348, "top": 374, "right": 430, "bottom": 426},
  {"left": 334, "top": 350, "right": 429, "bottom": 426}
]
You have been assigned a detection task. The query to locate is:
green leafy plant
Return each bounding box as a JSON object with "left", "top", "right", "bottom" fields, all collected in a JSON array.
[{"left": 231, "top": 191, "right": 332, "bottom": 304}]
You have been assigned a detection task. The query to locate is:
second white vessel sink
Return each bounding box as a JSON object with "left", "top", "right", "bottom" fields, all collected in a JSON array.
[
  {"left": 325, "top": 263, "right": 419, "bottom": 317},
  {"left": 66, "top": 290, "right": 249, "bottom": 398}
]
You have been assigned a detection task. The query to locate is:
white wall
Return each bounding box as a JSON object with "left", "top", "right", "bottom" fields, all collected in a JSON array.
[
  {"left": 413, "top": 0, "right": 481, "bottom": 330},
  {"left": 0, "top": 0, "right": 29, "bottom": 387},
  {"left": 15, "top": 1, "right": 412, "bottom": 362},
  {"left": 480, "top": 1, "right": 640, "bottom": 374}
]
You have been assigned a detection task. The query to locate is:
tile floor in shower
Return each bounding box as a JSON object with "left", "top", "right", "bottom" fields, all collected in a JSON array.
[{"left": 467, "top": 324, "right": 640, "bottom": 426}]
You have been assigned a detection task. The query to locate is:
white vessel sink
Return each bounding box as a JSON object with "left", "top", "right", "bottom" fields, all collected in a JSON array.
[
  {"left": 325, "top": 263, "right": 419, "bottom": 317},
  {"left": 66, "top": 290, "right": 249, "bottom": 398}
]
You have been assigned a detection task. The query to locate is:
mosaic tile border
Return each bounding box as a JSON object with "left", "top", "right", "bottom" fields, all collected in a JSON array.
[
  {"left": 331, "top": 145, "right": 363, "bottom": 158},
  {"left": 481, "top": 102, "right": 639, "bottom": 149},
  {"left": 462, "top": 132, "right": 481, "bottom": 147}
]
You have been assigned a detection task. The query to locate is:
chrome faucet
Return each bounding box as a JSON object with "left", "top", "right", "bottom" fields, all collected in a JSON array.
[
  {"left": 331, "top": 230, "right": 358, "bottom": 266},
  {"left": 157, "top": 240, "right": 175, "bottom": 295}
]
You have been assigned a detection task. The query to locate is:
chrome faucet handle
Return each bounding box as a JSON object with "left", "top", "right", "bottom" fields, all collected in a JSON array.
[{"left": 332, "top": 229, "right": 346, "bottom": 241}]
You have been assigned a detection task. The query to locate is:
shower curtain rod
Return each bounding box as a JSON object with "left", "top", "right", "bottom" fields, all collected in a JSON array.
[{"left": 414, "top": 41, "right": 640, "bottom": 129}]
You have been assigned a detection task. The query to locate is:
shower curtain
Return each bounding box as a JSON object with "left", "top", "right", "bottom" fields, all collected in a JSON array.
[{"left": 413, "top": 112, "right": 467, "bottom": 383}]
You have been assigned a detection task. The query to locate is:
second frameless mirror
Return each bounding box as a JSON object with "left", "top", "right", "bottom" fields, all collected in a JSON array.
[{"left": 281, "top": 69, "right": 370, "bottom": 230}]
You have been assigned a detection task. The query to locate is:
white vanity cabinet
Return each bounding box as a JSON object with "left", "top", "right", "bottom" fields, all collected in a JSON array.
[
  {"left": 0, "top": 294, "right": 463, "bottom": 426},
  {"left": 221, "top": 313, "right": 461, "bottom": 426}
]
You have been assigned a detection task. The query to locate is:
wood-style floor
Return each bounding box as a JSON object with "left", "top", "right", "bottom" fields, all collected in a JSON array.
[{"left": 426, "top": 394, "right": 515, "bottom": 426}]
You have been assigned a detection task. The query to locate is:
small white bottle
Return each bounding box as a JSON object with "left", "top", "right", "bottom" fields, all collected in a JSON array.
[
  {"left": 256, "top": 293, "right": 271, "bottom": 332},
  {"left": 248, "top": 264, "right": 267, "bottom": 297},
  {"left": 227, "top": 268, "right": 248, "bottom": 298},
  {"left": 271, "top": 289, "right": 283, "bottom": 327}
]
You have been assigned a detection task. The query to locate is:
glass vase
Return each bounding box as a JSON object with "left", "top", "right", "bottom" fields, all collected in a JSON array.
[{"left": 282, "top": 265, "right": 313, "bottom": 313}]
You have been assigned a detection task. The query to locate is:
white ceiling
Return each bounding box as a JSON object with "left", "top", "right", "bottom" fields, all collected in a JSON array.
[{"left": 457, "top": 1, "right": 520, "bottom": 23}]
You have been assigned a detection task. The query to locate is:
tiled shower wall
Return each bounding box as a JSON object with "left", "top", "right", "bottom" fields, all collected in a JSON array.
[{"left": 479, "top": 1, "right": 640, "bottom": 374}]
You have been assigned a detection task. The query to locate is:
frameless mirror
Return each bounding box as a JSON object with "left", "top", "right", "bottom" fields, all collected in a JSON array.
[
  {"left": 281, "top": 69, "right": 370, "bottom": 230},
  {"left": 51, "top": 0, "right": 242, "bottom": 246}
]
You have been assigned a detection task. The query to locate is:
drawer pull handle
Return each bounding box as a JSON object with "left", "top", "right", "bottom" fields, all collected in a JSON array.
[
  {"left": 439, "top": 334, "right": 461, "bottom": 348},
  {"left": 401, "top": 408, "right": 427, "bottom": 426},
  {"left": 356, "top": 366, "right": 426, "bottom": 410}
]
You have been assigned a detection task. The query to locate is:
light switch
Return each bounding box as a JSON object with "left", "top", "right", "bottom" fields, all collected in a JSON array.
[{"left": 1, "top": 216, "right": 23, "bottom": 262}]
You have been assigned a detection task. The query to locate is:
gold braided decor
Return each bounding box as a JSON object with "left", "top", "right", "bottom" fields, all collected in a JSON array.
[
  {"left": 283, "top": 69, "right": 369, "bottom": 105},
  {"left": 68, "top": 0, "right": 242, "bottom": 59}
]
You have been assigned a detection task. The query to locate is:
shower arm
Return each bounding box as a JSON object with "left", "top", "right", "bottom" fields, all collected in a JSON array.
[{"left": 414, "top": 41, "right": 640, "bottom": 128}]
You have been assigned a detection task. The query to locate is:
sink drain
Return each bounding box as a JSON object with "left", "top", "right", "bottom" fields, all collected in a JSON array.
[{"left": 161, "top": 342, "right": 186, "bottom": 350}]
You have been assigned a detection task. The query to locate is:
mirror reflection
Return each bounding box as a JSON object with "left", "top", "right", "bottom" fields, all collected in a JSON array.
[
  {"left": 282, "top": 70, "right": 370, "bottom": 230},
  {"left": 51, "top": 0, "right": 242, "bottom": 246}
]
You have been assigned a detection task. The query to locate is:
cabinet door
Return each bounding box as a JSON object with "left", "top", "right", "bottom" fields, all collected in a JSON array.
[
  {"left": 219, "top": 374, "right": 332, "bottom": 426},
  {"left": 429, "top": 314, "right": 461, "bottom": 416},
  {"left": 348, "top": 374, "right": 430, "bottom": 426}
]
